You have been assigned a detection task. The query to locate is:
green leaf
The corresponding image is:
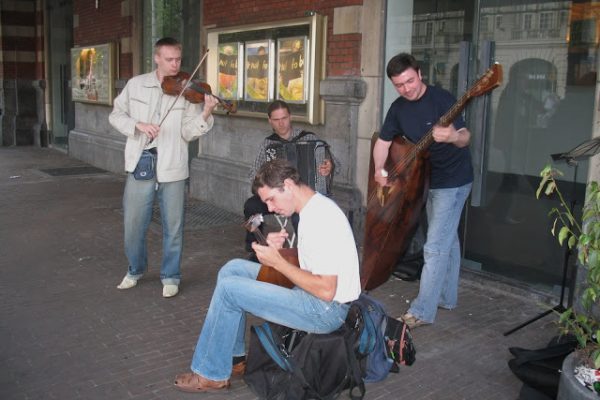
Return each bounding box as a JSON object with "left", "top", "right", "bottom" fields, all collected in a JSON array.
[
  {"left": 536, "top": 176, "right": 549, "bottom": 198},
  {"left": 580, "top": 234, "right": 591, "bottom": 246},
  {"left": 588, "top": 251, "right": 600, "bottom": 271},
  {"left": 559, "top": 309, "right": 572, "bottom": 323},
  {"left": 540, "top": 165, "right": 552, "bottom": 176},
  {"left": 565, "top": 212, "right": 575, "bottom": 226},
  {"left": 594, "top": 350, "right": 600, "bottom": 369},
  {"left": 545, "top": 181, "right": 556, "bottom": 196},
  {"left": 558, "top": 226, "right": 569, "bottom": 245}
]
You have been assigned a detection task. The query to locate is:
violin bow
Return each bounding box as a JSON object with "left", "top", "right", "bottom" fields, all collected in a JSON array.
[{"left": 158, "top": 49, "right": 210, "bottom": 127}]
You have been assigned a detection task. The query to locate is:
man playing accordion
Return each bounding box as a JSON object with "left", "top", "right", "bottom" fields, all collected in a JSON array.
[{"left": 244, "top": 100, "right": 338, "bottom": 260}]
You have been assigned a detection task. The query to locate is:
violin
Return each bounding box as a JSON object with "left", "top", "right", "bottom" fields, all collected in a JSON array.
[{"left": 162, "top": 71, "right": 237, "bottom": 113}]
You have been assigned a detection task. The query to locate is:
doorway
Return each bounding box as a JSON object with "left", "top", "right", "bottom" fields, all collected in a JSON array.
[{"left": 46, "top": 0, "right": 74, "bottom": 150}]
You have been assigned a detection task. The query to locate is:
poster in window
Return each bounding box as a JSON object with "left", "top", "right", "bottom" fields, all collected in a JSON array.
[
  {"left": 277, "top": 37, "right": 307, "bottom": 103},
  {"left": 244, "top": 40, "right": 272, "bottom": 102},
  {"left": 71, "top": 43, "right": 115, "bottom": 105},
  {"left": 218, "top": 42, "right": 241, "bottom": 100}
]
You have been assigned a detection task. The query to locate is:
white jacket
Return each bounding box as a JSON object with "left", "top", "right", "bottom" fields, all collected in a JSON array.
[{"left": 109, "top": 71, "right": 214, "bottom": 182}]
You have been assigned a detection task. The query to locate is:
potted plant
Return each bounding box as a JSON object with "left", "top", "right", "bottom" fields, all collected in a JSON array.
[{"left": 537, "top": 165, "right": 600, "bottom": 397}]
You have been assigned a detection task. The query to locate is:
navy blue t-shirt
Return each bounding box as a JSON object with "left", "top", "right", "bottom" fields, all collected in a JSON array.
[{"left": 380, "top": 85, "right": 473, "bottom": 189}]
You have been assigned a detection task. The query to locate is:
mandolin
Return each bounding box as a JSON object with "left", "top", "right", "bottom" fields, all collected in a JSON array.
[{"left": 243, "top": 214, "right": 299, "bottom": 288}]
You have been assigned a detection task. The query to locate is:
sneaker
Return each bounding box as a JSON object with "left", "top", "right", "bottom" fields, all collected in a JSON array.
[
  {"left": 163, "top": 284, "right": 179, "bottom": 298},
  {"left": 117, "top": 275, "right": 138, "bottom": 289},
  {"left": 400, "top": 312, "right": 429, "bottom": 329}
]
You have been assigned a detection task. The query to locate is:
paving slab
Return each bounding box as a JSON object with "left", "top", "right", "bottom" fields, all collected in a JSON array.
[{"left": 0, "top": 147, "right": 559, "bottom": 399}]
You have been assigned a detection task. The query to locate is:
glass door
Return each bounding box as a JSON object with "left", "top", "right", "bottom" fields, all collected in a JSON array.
[
  {"left": 47, "top": 0, "right": 74, "bottom": 150},
  {"left": 384, "top": 1, "right": 598, "bottom": 293},
  {"left": 464, "top": 0, "right": 595, "bottom": 292}
]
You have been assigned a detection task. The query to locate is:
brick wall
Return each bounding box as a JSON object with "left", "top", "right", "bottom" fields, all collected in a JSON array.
[
  {"left": 74, "top": 0, "right": 133, "bottom": 78},
  {"left": 204, "top": 0, "right": 363, "bottom": 77},
  {"left": 0, "top": 0, "right": 43, "bottom": 80},
  {"left": 70, "top": 0, "right": 363, "bottom": 81}
]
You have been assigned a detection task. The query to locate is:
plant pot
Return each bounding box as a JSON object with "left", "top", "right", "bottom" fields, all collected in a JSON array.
[{"left": 557, "top": 352, "right": 598, "bottom": 399}]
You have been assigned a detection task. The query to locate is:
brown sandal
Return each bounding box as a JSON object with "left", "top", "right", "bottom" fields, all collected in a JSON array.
[{"left": 174, "top": 371, "right": 230, "bottom": 393}]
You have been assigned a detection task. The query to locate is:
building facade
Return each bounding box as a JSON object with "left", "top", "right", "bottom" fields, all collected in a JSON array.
[{"left": 2, "top": 0, "right": 600, "bottom": 300}]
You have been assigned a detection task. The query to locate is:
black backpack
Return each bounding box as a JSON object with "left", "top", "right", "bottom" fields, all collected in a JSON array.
[
  {"left": 508, "top": 335, "right": 578, "bottom": 399},
  {"left": 244, "top": 321, "right": 365, "bottom": 400}
]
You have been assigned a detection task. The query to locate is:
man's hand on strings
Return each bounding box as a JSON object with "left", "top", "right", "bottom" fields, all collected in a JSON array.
[
  {"left": 372, "top": 138, "right": 393, "bottom": 187},
  {"left": 374, "top": 168, "right": 390, "bottom": 187},
  {"left": 252, "top": 229, "right": 288, "bottom": 268},
  {"left": 432, "top": 125, "right": 470, "bottom": 147}
]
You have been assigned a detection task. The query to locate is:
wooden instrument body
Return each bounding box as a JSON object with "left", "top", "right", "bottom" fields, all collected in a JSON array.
[
  {"left": 360, "top": 63, "right": 503, "bottom": 291},
  {"left": 256, "top": 247, "right": 299, "bottom": 288},
  {"left": 361, "top": 134, "right": 430, "bottom": 290}
]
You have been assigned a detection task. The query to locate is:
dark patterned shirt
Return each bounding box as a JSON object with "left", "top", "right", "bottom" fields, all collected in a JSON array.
[{"left": 249, "top": 127, "right": 339, "bottom": 181}]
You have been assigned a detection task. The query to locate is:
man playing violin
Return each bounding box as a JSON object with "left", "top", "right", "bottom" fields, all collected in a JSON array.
[
  {"left": 372, "top": 53, "right": 473, "bottom": 329},
  {"left": 174, "top": 159, "right": 361, "bottom": 392},
  {"left": 244, "top": 100, "right": 337, "bottom": 259},
  {"left": 109, "top": 37, "right": 219, "bottom": 298}
]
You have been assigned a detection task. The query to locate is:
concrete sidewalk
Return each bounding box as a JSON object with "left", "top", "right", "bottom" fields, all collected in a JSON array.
[{"left": 0, "top": 147, "right": 559, "bottom": 399}]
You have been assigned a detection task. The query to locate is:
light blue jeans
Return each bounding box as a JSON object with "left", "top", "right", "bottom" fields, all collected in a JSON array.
[
  {"left": 122, "top": 174, "right": 186, "bottom": 285},
  {"left": 190, "top": 258, "right": 349, "bottom": 381},
  {"left": 407, "top": 182, "right": 472, "bottom": 324}
]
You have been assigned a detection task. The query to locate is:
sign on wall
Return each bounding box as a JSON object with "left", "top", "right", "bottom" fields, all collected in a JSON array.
[
  {"left": 277, "top": 37, "right": 307, "bottom": 103},
  {"left": 71, "top": 43, "right": 116, "bottom": 106},
  {"left": 245, "top": 40, "right": 273, "bottom": 102},
  {"left": 218, "top": 42, "right": 242, "bottom": 100}
]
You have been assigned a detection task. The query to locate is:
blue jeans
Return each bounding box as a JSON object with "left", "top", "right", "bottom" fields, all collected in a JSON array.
[
  {"left": 190, "top": 259, "right": 349, "bottom": 381},
  {"left": 408, "top": 182, "right": 472, "bottom": 323},
  {"left": 122, "top": 174, "right": 186, "bottom": 285}
]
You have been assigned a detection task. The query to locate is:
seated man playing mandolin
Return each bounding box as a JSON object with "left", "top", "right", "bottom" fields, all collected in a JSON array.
[{"left": 174, "top": 159, "right": 361, "bottom": 393}]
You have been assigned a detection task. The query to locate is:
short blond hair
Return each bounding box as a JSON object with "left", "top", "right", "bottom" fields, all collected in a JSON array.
[{"left": 154, "top": 37, "right": 182, "bottom": 54}]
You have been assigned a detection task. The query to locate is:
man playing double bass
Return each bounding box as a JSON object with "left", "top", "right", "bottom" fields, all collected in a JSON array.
[{"left": 372, "top": 53, "right": 473, "bottom": 329}]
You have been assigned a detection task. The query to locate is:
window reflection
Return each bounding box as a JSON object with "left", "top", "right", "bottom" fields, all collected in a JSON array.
[{"left": 385, "top": 0, "right": 599, "bottom": 290}]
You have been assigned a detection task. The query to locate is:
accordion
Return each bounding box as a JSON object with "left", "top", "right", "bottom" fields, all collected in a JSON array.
[{"left": 265, "top": 140, "right": 333, "bottom": 196}]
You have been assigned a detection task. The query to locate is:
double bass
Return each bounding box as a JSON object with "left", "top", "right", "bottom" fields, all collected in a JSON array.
[{"left": 361, "top": 63, "right": 503, "bottom": 290}]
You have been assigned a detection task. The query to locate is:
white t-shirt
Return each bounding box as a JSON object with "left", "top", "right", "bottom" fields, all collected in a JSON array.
[{"left": 297, "top": 193, "right": 361, "bottom": 303}]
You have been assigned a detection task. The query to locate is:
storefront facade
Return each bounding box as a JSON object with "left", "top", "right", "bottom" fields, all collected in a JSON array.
[{"left": 2, "top": 0, "right": 600, "bottom": 296}]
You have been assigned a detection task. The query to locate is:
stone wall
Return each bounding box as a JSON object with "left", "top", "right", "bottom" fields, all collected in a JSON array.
[
  {"left": 69, "top": 102, "right": 125, "bottom": 173},
  {"left": 1, "top": 80, "right": 47, "bottom": 147}
]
